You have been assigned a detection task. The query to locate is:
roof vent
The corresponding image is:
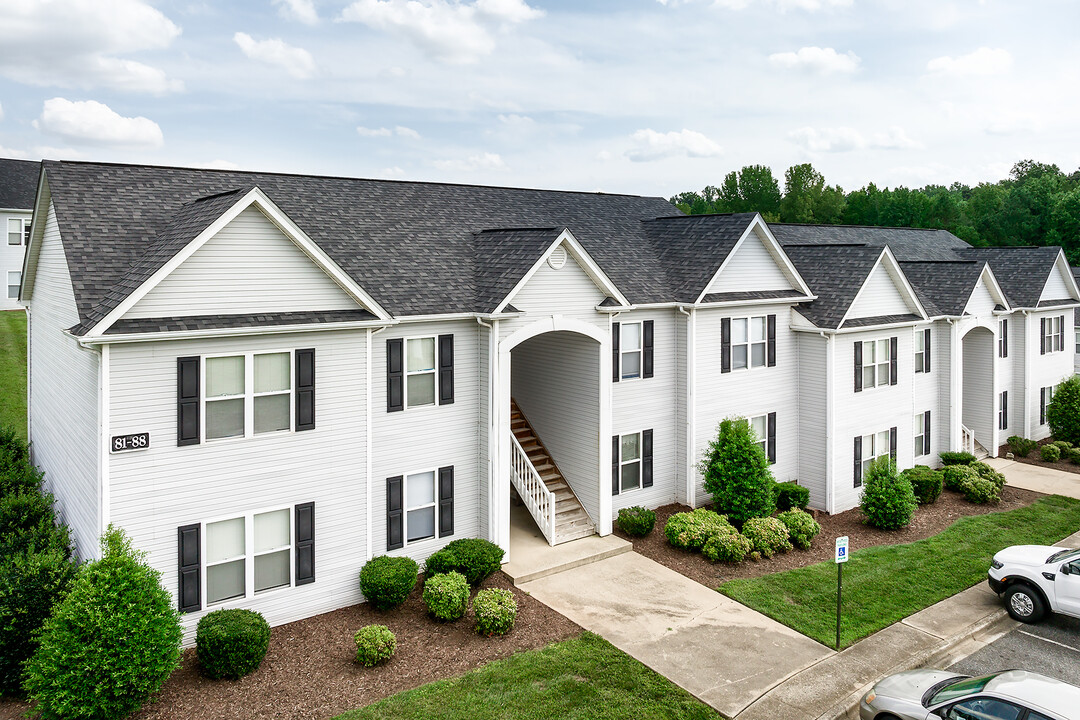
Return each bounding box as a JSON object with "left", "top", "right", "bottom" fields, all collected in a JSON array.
[{"left": 548, "top": 245, "right": 568, "bottom": 270}]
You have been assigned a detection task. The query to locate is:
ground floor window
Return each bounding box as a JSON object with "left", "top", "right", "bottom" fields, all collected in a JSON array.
[
  {"left": 914, "top": 412, "right": 930, "bottom": 458},
  {"left": 6, "top": 272, "right": 19, "bottom": 299},
  {"left": 1041, "top": 385, "right": 1055, "bottom": 425},
  {"left": 619, "top": 432, "right": 642, "bottom": 492},
  {"left": 999, "top": 391, "right": 1008, "bottom": 431},
  {"left": 406, "top": 469, "right": 437, "bottom": 542},
  {"left": 861, "top": 430, "right": 890, "bottom": 479},
  {"left": 205, "top": 507, "right": 292, "bottom": 606}
]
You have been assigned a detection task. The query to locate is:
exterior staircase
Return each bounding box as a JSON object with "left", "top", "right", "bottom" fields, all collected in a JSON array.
[{"left": 510, "top": 400, "right": 596, "bottom": 544}]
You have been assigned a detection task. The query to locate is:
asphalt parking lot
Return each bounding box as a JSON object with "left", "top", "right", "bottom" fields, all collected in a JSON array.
[{"left": 949, "top": 614, "right": 1080, "bottom": 687}]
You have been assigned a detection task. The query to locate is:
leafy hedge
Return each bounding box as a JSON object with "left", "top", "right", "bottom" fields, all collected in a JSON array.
[
  {"left": 663, "top": 508, "right": 731, "bottom": 550},
  {"left": 741, "top": 517, "right": 792, "bottom": 558},
  {"left": 774, "top": 482, "right": 810, "bottom": 512},
  {"left": 423, "top": 571, "right": 469, "bottom": 621},
  {"left": 702, "top": 531, "right": 753, "bottom": 563},
  {"left": 1007, "top": 435, "right": 1037, "bottom": 458},
  {"left": 360, "top": 556, "right": 418, "bottom": 610},
  {"left": 1041, "top": 444, "right": 1062, "bottom": 462},
  {"left": 196, "top": 609, "right": 270, "bottom": 680},
  {"left": 939, "top": 451, "right": 977, "bottom": 466},
  {"left": 860, "top": 457, "right": 917, "bottom": 530},
  {"left": 699, "top": 418, "right": 776, "bottom": 524},
  {"left": 473, "top": 588, "right": 517, "bottom": 636},
  {"left": 617, "top": 506, "right": 656, "bottom": 536},
  {"left": 901, "top": 465, "right": 943, "bottom": 505},
  {"left": 423, "top": 539, "right": 504, "bottom": 584},
  {"left": 777, "top": 509, "right": 820, "bottom": 550},
  {"left": 1047, "top": 376, "right": 1080, "bottom": 446},
  {"left": 354, "top": 625, "right": 396, "bottom": 667}
]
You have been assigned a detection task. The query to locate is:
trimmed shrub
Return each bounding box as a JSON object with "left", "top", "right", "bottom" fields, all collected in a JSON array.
[
  {"left": 699, "top": 418, "right": 776, "bottom": 525},
  {"left": 939, "top": 451, "right": 977, "bottom": 466},
  {"left": 774, "top": 482, "right": 810, "bottom": 512},
  {"left": 960, "top": 475, "right": 1000, "bottom": 504},
  {"left": 0, "top": 490, "right": 71, "bottom": 558},
  {"left": 663, "top": 508, "right": 732, "bottom": 550},
  {"left": 860, "top": 457, "right": 917, "bottom": 530},
  {"left": 741, "top": 517, "right": 792, "bottom": 558},
  {"left": 1007, "top": 435, "right": 1037, "bottom": 458},
  {"left": 617, "top": 506, "right": 656, "bottom": 536},
  {"left": 777, "top": 509, "right": 821, "bottom": 550},
  {"left": 1068, "top": 447, "right": 1080, "bottom": 465},
  {"left": 702, "top": 529, "right": 752, "bottom": 563},
  {"left": 423, "top": 571, "right": 469, "bottom": 621},
  {"left": 196, "top": 609, "right": 270, "bottom": 680},
  {"left": 971, "top": 461, "right": 1006, "bottom": 491},
  {"left": 901, "top": 465, "right": 943, "bottom": 505},
  {"left": 473, "top": 588, "right": 517, "bottom": 636},
  {"left": 1040, "top": 444, "right": 1062, "bottom": 462},
  {"left": 360, "top": 555, "right": 418, "bottom": 610},
  {"left": 1047, "top": 376, "right": 1080, "bottom": 445},
  {"left": 23, "top": 527, "right": 181, "bottom": 720},
  {"left": 421, "top": 539, "right": 504, "bottom": 584},
  {"left": 354, "top": 625, "right": 396, "bottom": 667},
  {"left": 1053, "top": 440, "right": 1073, "bottom": 452},
  {"left": 942, "top": 464, "right": 978, "bottom": 492}
]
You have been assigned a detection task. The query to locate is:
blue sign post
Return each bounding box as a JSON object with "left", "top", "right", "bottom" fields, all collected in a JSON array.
[{"left": 835, "top": 536, "right": 849, "bottom": 650}]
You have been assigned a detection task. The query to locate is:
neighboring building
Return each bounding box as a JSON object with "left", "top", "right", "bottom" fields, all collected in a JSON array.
[
  {"left": 0, "top": 158, "right": 40, "bottom": 310},
  {"left": 1073, "top": 267, "right": 1080, "bottom": 374},
  {"left": 20, "top": 161, "right": 1080, "bottom": 639}
]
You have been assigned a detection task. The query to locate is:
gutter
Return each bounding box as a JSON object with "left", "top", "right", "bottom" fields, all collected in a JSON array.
[{"left": 678, "top": 305, "right": 696, "bottom": 507}]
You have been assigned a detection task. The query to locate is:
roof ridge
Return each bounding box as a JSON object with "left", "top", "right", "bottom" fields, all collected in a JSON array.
[
  {"left": 474, "top": 226, "right": 559, "bottom": 234},
  {"left": 771, "top": 222, "right": 944, "bottom": 232},
  {"left": 642, "top": 212, "right": 754, "bottom": 222}
]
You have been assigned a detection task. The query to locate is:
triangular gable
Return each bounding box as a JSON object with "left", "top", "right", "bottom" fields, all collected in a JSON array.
[
  {"left": 1041, "top": 251, "right": 1080, "bottom": 303},
  {"left": 696, "top": 215, "right": 812, "bottom": 303},
  {"left": 965, "top": 264, "right": 1009, "bottom": 316},
  {"left": 842, "top": 248, "right": 926, "bottom": 324}
]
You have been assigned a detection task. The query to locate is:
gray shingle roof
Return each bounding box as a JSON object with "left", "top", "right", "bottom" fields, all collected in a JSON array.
[
  {"left": 473, "top": 227, "right": 564, "bottom": 313},
  {"left": 961, "top": 246, "right": 1062, "bottom": 309},
  {"left": 641, "top": 213, "right": 759, "bottom": 303},
  {"left": 898, "top": 260, "right": 985, "bottom": 317},
  {"left": 700, "top": 289, "right": 806, "bottom": 304},
  {"left": 781, "top": 244, "right": 883, "bottom": 329},
  {"left": 105, "top": 309, "right": 377, "bottom": 334},
  {"left": 0, "top": 158, "right": 39, "bottom": 210},
  {"left": 769, "top": 223, "right": 969, "bottom": 261}
]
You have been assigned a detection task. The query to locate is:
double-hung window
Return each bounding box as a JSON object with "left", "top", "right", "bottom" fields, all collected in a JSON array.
[
  {"left": 620, "top": 323, "right": 642, "bottom": 380},
  {"left": 999, "top": 391, "right": 1008, "bottom": 430},
  {"left": 204, "top": 351, "right": 292, "bottom": 440},
  {"left": 860, "top": 430, "right": 890, "bottom": 481},
  {"left": 1041, "top": 385, "right": 1055, "bottom": 425},
  {"left": 619, "top": 432, "right": 642, "bottom": 492},
  {"left": 406, "top": 470, "right": 437, "bottom": 543},
  {"left": 205, "top": 507, "right": 292, "bottom": 606},
  {"left": 999, "top": 318, "right": 1008, "bottom": 358},
  {"left": 1042, "top": 316, "right": 1065, "bottom": 353},
  {"left": 6, "top": 218, "right": 25, "bottom": 246},
  {"left": 914, "top": 331, "right": 926, "bottom": 373},
  {"left": 861, "top": 339, "right": 891, "bottom": 389},
  {"left": 914, "top": 413, "right": 929, "bottom": 457},
  {"left": 406, "top": 337, "right": 437, "bottom": 407},
  {"left": 732, "top": 316, "right": 767, "bottom": 370},
  {"left": 1055, "top": 316, "right": 1066, "bottom": 352},
  {"left": 1075, "top": 326, "right": 1080, "bottom": 356},
  {"left": 6, "top": 272, "right": 19, "bottom": 300}
]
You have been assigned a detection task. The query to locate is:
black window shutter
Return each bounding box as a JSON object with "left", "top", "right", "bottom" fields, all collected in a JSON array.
[
  {"left": 767, "top": 314, "right": 777, "bottom": 367},
  {"left": 177, "top": 357, "right": 200, "bottom": 446},
  {"left": 853, "top": 436, "right": 862, "bottom": 487},
  {"left": 295, "top": 502, "right": 315, "bottom": 585},
  {"left": 767, "top": 411, "right": 777, "bottom": 464},
  {"left": 611, "top": 435, "right": 620, "bottom": 495},
  {"left": 924, "top": 410, "right": 931, "bottom": 453},
  {"left": 923, "top": 329, "right": 931, "bottom": 373},
  {"left": 853, "top": 341, "right": 863, "bottom": 392},
  {"left": 438, "top": 466, "right": 454, "bottom": 537},
  {"left": 295, "top": 348, "right": 315, "bottom": 431},
  {"left": 177, "top": 524, "right": 201, "bottom": 613},
  {"left": 889, "top": 426, "right": 898, "bottom": 460},
  {"left": 1041, "top": 319, "right": 1047, "bottom": 355},
  {"left": 721, "top": 318, "right": 731, "bottom": 373},
  {"left": 642, "top": 429, "right": 653, "bottom": 488},
  {"left": 642, "top": 320, "right": 654, "bottom": 379},
  {"left": 438, "top": 334, "right": 454, "bottom": 405},
  {"left": 612, "top": 322, "right": 620, "bottom": 382},
  {"left": 386, "top": 475, "right": 403, "bottom": 550},
  {"left": 889, "top": 337, "right": 898, "bottom": 385},
  {"left": 387, "top": 339, "right": 404, "bottom": 412}
]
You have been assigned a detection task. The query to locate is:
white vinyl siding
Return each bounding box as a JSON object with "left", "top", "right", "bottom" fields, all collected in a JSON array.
[
  {"left": 797, "top": 332, "right": 827, "bottom": 509},
  {"left": 501, "top": 250, "right": 607, "bottom": 324},
  {"left": 1041, "top": 262, "right": 1073, "bottom": 302},
  {"left": 847, "top": 262, "right": 912, "bottom": 319},
  {"left": 1029, "top": 311, "right": 1073, "bottom": 440},
  {"left": 964, "top": 275, "right": 997, "bottom": 316},
  {"left": 961, "top": 327, "right": 995, "bottom": 454},
  {"left": 704, "top": 229, "right": 793, "bottom": 295}
]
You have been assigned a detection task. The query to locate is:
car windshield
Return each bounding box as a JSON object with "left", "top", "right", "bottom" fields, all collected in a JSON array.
[
  {"left": 1047, "top": 548, "right": 1080, "bottom": 564},
  {"left": 927, "top": 675, "right": 996, "bottom": 706}
]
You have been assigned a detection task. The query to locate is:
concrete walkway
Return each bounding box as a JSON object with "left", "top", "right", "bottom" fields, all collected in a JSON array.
[{"left": 987, "top": 457, "right": 1080, "bottom": 500}]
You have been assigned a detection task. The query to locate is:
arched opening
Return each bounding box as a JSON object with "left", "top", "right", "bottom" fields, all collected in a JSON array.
[{"left": 961, "top": 326, "right": 995, "bottom": 456}]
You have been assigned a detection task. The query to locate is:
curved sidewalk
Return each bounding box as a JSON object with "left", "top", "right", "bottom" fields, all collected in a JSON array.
[{"left": 986, "top": 457, "right": 1080, "bottom": 500}]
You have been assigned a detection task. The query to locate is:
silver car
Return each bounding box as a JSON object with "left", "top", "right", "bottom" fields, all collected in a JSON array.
[{"left": 859, "top": 669, "right": 1080, "bottom": 720}]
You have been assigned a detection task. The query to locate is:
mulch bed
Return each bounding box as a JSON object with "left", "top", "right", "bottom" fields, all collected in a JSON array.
[
  {"left": 615, "top": 486, "right": 1044, "bottom": 588},
  {"left": 0, "top": 572, "right": 580, "bottom": 720},
  {"left": 998, "top": 438, "right": 1080, "bottom": 476}
]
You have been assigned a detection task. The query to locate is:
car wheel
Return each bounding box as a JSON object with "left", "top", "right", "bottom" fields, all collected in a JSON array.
[{"left": 1005, "top": 584, "right": 1046, "bottom": 623}]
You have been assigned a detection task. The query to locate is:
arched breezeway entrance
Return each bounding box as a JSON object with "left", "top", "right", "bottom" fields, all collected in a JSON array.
[{"left": 961, "top": 325, "right": 996, "bottom": 456}]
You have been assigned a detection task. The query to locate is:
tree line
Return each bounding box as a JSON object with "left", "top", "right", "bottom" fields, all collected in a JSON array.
[{"left": 670, "top": 160, "right": 1080, "bottom": 264}]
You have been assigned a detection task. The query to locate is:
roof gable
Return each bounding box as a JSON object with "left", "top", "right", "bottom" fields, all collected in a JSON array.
[
  {"left": 1040, "top": 252, "right": 1079, "bottom": 304},
  {"left": 964, "top": 265, "right": 1009, "bottom": 316},
  {"left": 700, "top": 221, "right": 802, "bottom": 299},
  {"left": 845, "top": 258, "right": 916, "bottom": 321}
]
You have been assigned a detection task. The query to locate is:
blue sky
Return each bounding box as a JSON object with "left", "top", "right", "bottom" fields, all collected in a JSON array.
[{"left": 1, "top": 0, "right": 1078, "bottom": 197}]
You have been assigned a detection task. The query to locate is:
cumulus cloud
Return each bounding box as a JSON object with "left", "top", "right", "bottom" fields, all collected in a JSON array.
[
  {"left": 788, "top": 125, "right": 921, "bottom": 152},
  {"left": 926, "top": 47, "right": 1012, "bottom": 77},
  {"left": 769, "top": 46, "right": 860, "bottom": 74},
  {"left": 0, "top": 145, "right": 28, "bottom": 159},
  {"left": 433, "top": 152, "right": 505, "bottom": 171},
  {"left": 200, "top": 159, "right": 241, "bottom": 170},
  {"left": 337, "top": 0, "right": 543, "bottom": 64},
  {"left": 0, "top": 0, "right": 182, "bottom": 94},
  {"left": 658, "top": 0, "right": 852, "bottom": 10},
  {"left": 234, "top": 33, "right": 317, "bottom": 79},
  {"left": 34, "top": 98, "right": 164, "bottom": 147},
  {"left": 356, "top": 125, "right": 420, "bottom": 138},
  {"left": 626, "top": 129, "right": 723, "bottom": 162},
  {"left": 273, "top": 0, "right": 319, "bottom": 25}
]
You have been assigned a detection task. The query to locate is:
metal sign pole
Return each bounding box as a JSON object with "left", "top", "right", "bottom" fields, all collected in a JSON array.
[{"left": 836, "top": 561, "right": 842, "bottom": 650}]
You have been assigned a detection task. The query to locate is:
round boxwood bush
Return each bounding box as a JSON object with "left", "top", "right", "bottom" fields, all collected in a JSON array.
[
  {"left": 1053, "top": 440, "right": 1073, "bottom": 453},
  {"left": 1007, "top": 435, "right": 1037, "bottom": 458},
  {"left": 960, "top": 474, "right": 1000, "bottom": 504},
  {"left": 901, "top": 466, "right": 943, "bottom": 505},
  {"left": 1048, "top": 377, "right": 1080, "bottom": 445},
  {"left": 777, "top": 509, "right": 821, "bottom": 550},
  {"left": 1040, "top": 444, "right": 1062, "bottom": 462},
  {"left": 740, "top": 517, "right": 792, "bottom": 558},
  {"left": 473, "top": 588, "right": 517, "bottom": 636},
  {"left": 1068, "top": 447, "right": 1080, "bottom": 465},
  {"left": 774, "top": 482, "right": 810, "bottom": 512},
  {"left": 196, "top": 609, "right": 270, "bottom": 680},
  {"left": 702, "top": 529, "right": 752, "bottom": 563},
  {"left": 663, "top": 508, "right": 731, "bottom": 550},
  {"left": 360, "top": 555, "right": 418, "bottom": 610},
  {"left": 423, "top": 571, "right": 469, "bottom": 621},
  {"left": 942, "top": 464, "right": 978, "bottom": 492},
  {"left": 422, "top": 539, "right": 504, "bottom": 584},
  {"left": 970, "top": 461, "right": 1006, "bottom": 491},
  {"left": 860, "top": 457, "right": 917, "bottom": 531},
  {"left": 617, "top": 506, "right": 656, "bottom": 536},
  {"left": 354, "top": 624, "right": 396, "bottom": 667}
]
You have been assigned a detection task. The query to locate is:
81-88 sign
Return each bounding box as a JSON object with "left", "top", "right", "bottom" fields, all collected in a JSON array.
[{"left": 111, "top": 432, "right": 150, "bottom": 453}]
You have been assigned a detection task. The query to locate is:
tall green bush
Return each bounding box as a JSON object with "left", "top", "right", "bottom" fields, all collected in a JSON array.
[
  {"left": 699, "top": 418, "right": 776, "bottom": 525},
  {"left": 24, "top": 527, "right": 182, "bottom": 720},
  {"left": 1047, "top": 376, "right": 1080, "bottom": 445},
  {"left": 860, "top": 457, "right": 917, "bottom": 530},
  {"left": 360, "top": 556, "right": 418, "bottom": 610}
]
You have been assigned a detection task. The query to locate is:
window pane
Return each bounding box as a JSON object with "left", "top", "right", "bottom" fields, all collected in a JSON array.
[
  {"left": 621, "top": 322, "right": 641, "bottom": 351},
  {"left": 254, "top": 394, "right": 290, "bottom": 434},
  {"left": 915, "top": 331, "right": 924, "bottom": 352},
  {"left": 407, "top": 471, "right": 435, "bottom": 508},
  {"left": 914, "top": 414, "right": 923, "bottom": 437},
  {"left": 207, "top": 559, "right": 245, "bottom": 604},
  {"left": 254, "top": 353, "right": 290, "bottom": 393},
  {"left": 946, "top": 698, "right": 1021, "bottom": 720},
  {"left": 863, "top": 434, "right": 874, "bottom": 455},
  {"left": 751, "top": 342, "right": 766, "bottom": 367},
  {"left": 7, "top": 219, "right": 21, "bottom": 245},
  {"left": 621, "top": 352, "right": 640, "bottom": 379},
  {"left": 407, "top": 507, "right": 435, "bottom": 542},
  {"left": 621, "top": 461, "right": 640, "bottom": 492},
  {"left": 733, "top": 345, "right": 748, "bottom": 370},
  {"left": 6, "top": 272, "right": 19, "bottom": 299},
  {"left": 877, "top": 431, "right": 890, "bottom": 457},
  {"left": 750, "top": 317, "right": 766, "bottom": 342},
  {"left": 621, "top": 433, "right": 640, "bottom": 462},
  {"left": 407, "top": 337, "right": 435, "bottom": 372},
  {"left": 254, "top": 509, "right": 290, "bottom": 552},
  {"left": 207, "top": 517, "right": 245, "bottom": 563},
  {"left": 862, "top": 366, "right": 875, "bottom": 389},
  {"left": 751, "top": 415, "right": 766, "bottom": 442},
  {"left": 877, "top": 338, "right": 890, "bottom": 360},
  {"left": 732, "top": 318, "right": 748, "bottom": 343},
  {"left": 406, "top": 373, "right": 435, "bottom": 407},
  {"left": 206, "top": 398, "right": 244, "bottom": 439},
  {"left": 254, "top": 549, "right": 290, "bottom": 593},
  {"left": 863, "top": 341, "right": 875, "bottom": 363},
  {"left": 207, "top": 356, "right": 245, "bottom": 397}
]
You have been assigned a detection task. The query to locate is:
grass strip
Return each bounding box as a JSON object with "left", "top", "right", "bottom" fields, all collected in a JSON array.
[
  {"left": 0, "top": 311, "right": 27, "bottom": 440},
  {"left": 333, "top": 632, "right": 722, "bottom": 720},
  {"left": 720, "top": 495, "right": 1080, "bottom": 648}
]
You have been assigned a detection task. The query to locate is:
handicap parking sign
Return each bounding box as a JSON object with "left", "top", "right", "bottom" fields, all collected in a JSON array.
[{"left": 835, "top": 536, "right": 849, "bottom": 564}]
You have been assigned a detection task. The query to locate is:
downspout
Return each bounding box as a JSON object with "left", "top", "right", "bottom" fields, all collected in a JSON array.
[
  {"left": 947, "top": 318, "right": 959, "bottom": 453},
  {"left": 1022, "top": 310, "right": 1032, "bottom": 439},
  {"left": 25, "top": 307, "right": 31, "bottom": 462},
  {"left": 678, "top": 305, "right": 695, "bottom": 507},
  {"left": 367, "top": 324, "right": 390, "bottom": 562},
  {"left": 820, "top": 330, "right": 833, "bottom": 514},
  {"left": 476, "top": 317, "right": 495, "bottom": 545},
  {"left": 100, "top": 343, "right": 110, "bottom": 534}
]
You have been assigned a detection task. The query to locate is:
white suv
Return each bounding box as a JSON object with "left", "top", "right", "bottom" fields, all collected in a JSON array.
[{"left": 988, "top": 545, "right": 1080, "bottom": 623}]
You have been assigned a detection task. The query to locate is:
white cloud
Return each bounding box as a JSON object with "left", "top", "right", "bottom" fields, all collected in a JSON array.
[
  {"left": 433, "top": 152, "right": 505, "bottom": 171},
  {"left": 200, "top": 159, "right": 241, "bottom": 170},
  {"left": 789, "top": 125, "right": 921, "bottom": 152},
  {"left": 769, "top": 46, "right": 860, "bottom": 74},
  {"left": 926, "top": 47, "right": 1012, "bottom": 77},
  {"left": 0, "top": 145, "right": 28, "bottom": 159},
  {"left": 871, "top": 126, "right": 921, "bottom": 150},
  {"left": 33, "top": 145, "right": 84, "bottom": 159},
  {"left": 379, "top": 166, "right": 406, "bottom": 177},
  {"left": 394, "top": 125, "right": 421, "bottom": 139},
  {"left": 337, "top": 0, "right": 543, "bottom": 64},
  {"left": 273, "top": 0, "right": 319, "bottom": 25},
  {"left": 0, "top": 102, "right": 3, "bottom": 122},
  {"left": 626, "top": 129, "right": 723, "bottom": 162},
  {"left": 234, "top": 33, "right": 317, "bottom": 79},
  {"left": 356, "top": 125, "right": 420, "bottom": 138},
  {"left": 658, "top": 0, "right": 852, "bottom": 10},
  {"left": 0, "top": 0, "right": 182, "bottom": 94},
  {"left": 34, "top": 98, "right": 164, "bottom": 147}
]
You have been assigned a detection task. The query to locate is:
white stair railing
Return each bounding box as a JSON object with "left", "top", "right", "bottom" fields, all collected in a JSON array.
[
  {"left": 961, "top": 424, "right": 975, "bottom": 456},
  {"left": 510, "top": 433, "right": 556, "bottom": 546}
]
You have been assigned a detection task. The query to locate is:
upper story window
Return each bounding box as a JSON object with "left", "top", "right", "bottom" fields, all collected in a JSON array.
[
  {"left": 205, "top": 352, "right": 292, "bottom": 440},
  {"left": 620, "top": 322, "right": 642, "bottom": 380},
  {"left": 387, "top": 336, "right": 454, "bottom": 412},
  {"left": 914, "top": 328, "right": 930, "bottom": 374},
  {"left": 859, "top": 338, "right": 892, "bottom": 390},
  {"left": 1041, "top": 315, "right": 1065, "bottom": 354},
  {"left": 999, "top": 318, "right": 1008, "bottom": 358},
  {"left": 406, "top": 337, "right": 437, "bottom": 407},
  {"left": 733, "top": 317, "right": 767, "bottom": 370},
  {"left": 7, "top": 218, "right": 27, "bottom": 246}
]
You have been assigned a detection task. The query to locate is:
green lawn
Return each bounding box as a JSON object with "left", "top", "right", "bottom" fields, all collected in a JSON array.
[
  {"left": 0, "top": 310, "right": 27, "bottom": 440},
  {"left": 720, "top": 495, "right": 1080, "bottom": 648},
  {"left": 333, "top": 632, "right": 721, "bottom": 720}
]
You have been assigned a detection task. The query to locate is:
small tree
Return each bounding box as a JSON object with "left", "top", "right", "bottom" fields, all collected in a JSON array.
[
  {"left": 699, "top": 418, "right": 776, "bottom": 525},
  {"left": 860, "top": 457, "right": 917, "bottom": 530},
  {"left": 24, "top": 526, "right": 181, "bottom": 719},
  {"left": 1047, "top": 376, "right": 1080, "bottom": 446}
]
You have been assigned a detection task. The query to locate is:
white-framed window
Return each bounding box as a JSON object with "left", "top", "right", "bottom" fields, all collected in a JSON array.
[
  {"left": 204, "top": 506, "right": 293, "bottom": 606},
  {"left": 1075, "top": 327, "right": 1080, "bottom": 356},
  {"left": 203, "top": 351, "right": 292, "bottom": 441},
  {"left": 1041, "top": 385, "right": 1055, "bottom": 425},
  {"left": 405, "top": 469, "right": 437, "bottom": 543},
  {"left": 861, "top": 339, "right": 891, "bottom": 389},
  {"left": 6, "top": 271, "right": 19, "bottom": 300},
  {"left": 619, "top": 431, "right": 642, "bottom": 492},
  {"left": 914, "top": 414, "right": 927, "bottom": 457},
  {"left": 914, "top": 330, "right": 925, "bottom": 373},
  {"left": 7, "top": 218, "right": 26, "bottom": 246},
  {"left": 620, "top": 322, "right": 642, "bottom": 380},
  {"left": 732, "top": 316, "right": 767, "bottom": 371},
  {"left": 999, "top": 391, "right": 1008, "bottom": 431},
  {"left": 861, "top": 429, "right": 891, "bottom": 480},
  {"left": 1043, "top": 316, "right": 1065, "bottom": 353},
  {"left": 405, "top": 337, "right": 437, "bottom": 408},
  {"left": 1055, "top": 315, "right": 1066, "bottom": 352},
  {"left": 999, "top": 318, "right": 1009, "bottom": 358}
]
